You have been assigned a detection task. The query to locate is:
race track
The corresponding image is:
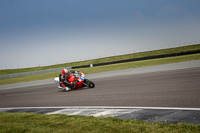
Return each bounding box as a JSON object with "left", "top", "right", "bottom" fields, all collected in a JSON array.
[{"left": 0, "top": 66, "right": 200, "bottom": 108}]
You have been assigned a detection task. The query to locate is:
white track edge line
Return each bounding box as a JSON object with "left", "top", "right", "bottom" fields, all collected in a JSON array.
[{"left": 1, "top": 106, "right": 200, "bottom": 111}]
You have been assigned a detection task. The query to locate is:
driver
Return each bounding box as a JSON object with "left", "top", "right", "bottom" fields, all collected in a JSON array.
[{"left": 58, "top": 69, "right": 79, "bottom": 91}]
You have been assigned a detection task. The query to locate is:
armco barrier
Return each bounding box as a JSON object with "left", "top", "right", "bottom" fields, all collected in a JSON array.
[
  {"left": 0, "top": 67, "right": 71, "bottom": 80},
  {"left": 72, "top": 50, "right": 200, "bottom": 69}
]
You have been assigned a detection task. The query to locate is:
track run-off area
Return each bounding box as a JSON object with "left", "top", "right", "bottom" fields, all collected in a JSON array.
[{"left": 0, "top": 60, "right": 200, "bottom": 125}]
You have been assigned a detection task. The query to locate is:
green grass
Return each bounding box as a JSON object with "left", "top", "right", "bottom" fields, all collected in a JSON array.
[
  {"left": 0, "top": 44, "right": 200, "bottom": 75},
  {"left": 0, "top": 53, "right": 200, "bottom": 85},
  {"left": 0, "top": 113, "right": 199, "bottom": 133}
]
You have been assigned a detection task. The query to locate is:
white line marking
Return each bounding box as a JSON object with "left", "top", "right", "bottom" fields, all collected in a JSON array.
[
  {"left": 92, "top": 109, "right": 141, "bottom": 117},
  {"left": 46, "top": 109, "right": 141, "bottom": 117},
  {"left": 68, "top": 111, "right": 83, "bottom": 115},
  {"left": 46, "top": 108, "right": 70, "bottom": 115},
  {"left": 1, "top": 106, "right": 200, "bottom": 111},
  {"left": 92, "top": 110, "right": 113, "bottom": 117}
]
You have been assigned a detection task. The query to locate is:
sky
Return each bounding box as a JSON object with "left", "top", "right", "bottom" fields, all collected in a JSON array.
[{"left": 0, "top": 0, "right": 200, "bottom": 69}]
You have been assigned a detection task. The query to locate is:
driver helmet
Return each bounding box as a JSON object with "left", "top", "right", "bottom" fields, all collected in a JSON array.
[{"left": 61, "top": 69, "right": 69, "bottom": 76}]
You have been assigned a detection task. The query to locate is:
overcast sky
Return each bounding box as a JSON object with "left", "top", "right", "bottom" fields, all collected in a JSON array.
[{"left": 0, "top": 0, "right": 200, "bottom": 69}]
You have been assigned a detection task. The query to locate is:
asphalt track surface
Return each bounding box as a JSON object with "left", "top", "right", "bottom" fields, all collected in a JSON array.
[{"left": 0, "top": 66, "right": 200, "bottom": 108}]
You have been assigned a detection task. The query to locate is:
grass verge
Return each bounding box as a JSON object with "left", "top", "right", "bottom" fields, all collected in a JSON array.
[
  {"left": 0, "top": 113, "right": 199, "bottom": 133},
  {"left": 0, "top": 44, "right": 200, "bottom": 75},
  {"left": 0, "top": 53, "right": 200, "bottom": 85}
]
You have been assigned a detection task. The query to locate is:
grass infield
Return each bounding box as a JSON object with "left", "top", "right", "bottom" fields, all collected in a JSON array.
[{"left": 0, "top": 113, "right": 199, "bottom": 133}]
